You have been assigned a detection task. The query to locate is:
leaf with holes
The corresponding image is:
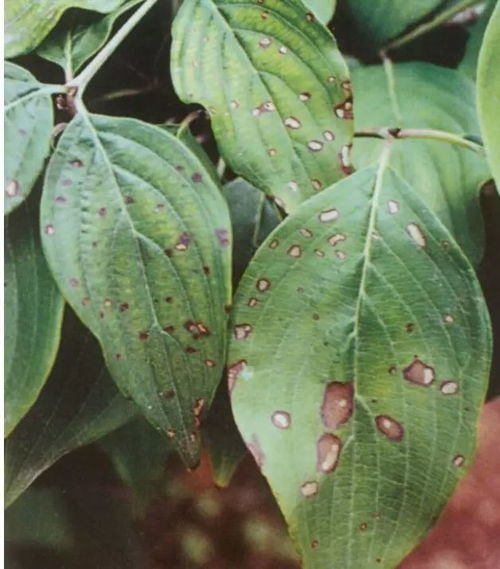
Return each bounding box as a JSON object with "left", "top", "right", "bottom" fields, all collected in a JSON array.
[
  {"left": 478, "top": 0, "right": 500, "bottom": 193},
  {"left": 171, "top": 0, "right": 353, "bottom": 213},
  {"left": 223, "top": 177, "right": 281, "bottom": 285},
  {"left": 5, "top": 193, "right": 65, "bottom": 436},
  {"left": 5, "top": 0, "right": 128, "bottom": 57},
  {"left": 4, "top": 63, "right": 56, "bottom": 215},
  {"left": 352, "top": 62, "right": 489, "bottom": 265},
  {"left": 40, "top": 112, "right": 232, "bottom": 467},
  {"left": 228, "top": 164, "right": 491, "bottom": 569},
  {"left": 36, "top": 0, "right": 142, "bottom": 75},
  {"left": 343, "top": 0, "right": 447, "bottom": 48},
  {"left": 303, "top": 0, "right": 336, "bottom": 24},
  {"left": 5, "top": 309, "right": 135, "bottom": 508}
]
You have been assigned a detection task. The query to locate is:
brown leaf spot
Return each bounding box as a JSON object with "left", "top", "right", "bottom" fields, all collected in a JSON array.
[
  {"left": 191, "top": 172, "right": 203, "bottom": 183},
  {"left": 301, "top": 481, "right": 319, "bottom": 498},
  {"left": 125, "top": 195, "right": 135, "bottom": 204},
  {"left": 62, "top": 178, "right": 72, "bottom": 187},
  {"left": 359, "top": 522, "right": 368, "bottom": 531},
  {"left": 321, "top": 382, "right": 354, "bottom": 430},
  {"left": 247, "top": 434, "right": 265, "bottom": 468},
  {"left": 5, "top": 180, "right": 20, "bottom": 197},
  {"left": 228, "top": 360, "right": 247, "bottom": 393},
  {"left": 119, "top": 302, "right": 129, "bottom": 312},
  {"left": 334, "top": 97, "right": 353, "bottom": 120},
  {"left": 45, "top": 224, "right": 55, "bottom": 235},
  {"left": 166, "top": 428, "right": 176, "bottom": 439},
  {"left": 375, "top": 415, "right": 404, "bottom": 441},
  {"left": 316, "top": 433, "right": 342, "bottom": 473},
  {"left": 138, "top": 331, "right": 149, "bottom": 340},
  {"left": 305, "top": 12, "right": 315, "bottom": 21},
  {"left": 406, "top": 223, "right": 427, "bottom": 248},
  {"left": 248, "top": 297, "right": 258, "bottom": 307},
  {"left": 311, "top": 540, "right": 319, "bottom": 550},
  {"left": 338, "top": 144, "right": 353, "bottom": 176},
  {"left": 453, "top": 454, "right": 465, "bottom": 467},
  {"left": 328, "top": 233, "right": 346, "bottom": 247},
  {"left": 287, "top": 244, "right": 302, "bottom": 258},
  {"left": 403, "top": 358, "right": 435, "bottom": 387},
  {"left": 299, "top": 92, "right": 311, "bottom": 102},
  {"left": 175, "top": 232, "right": 190, "bottom": 251},
  {"left": 55, "top": 195, "right": 66, "bottom": 204},
  {"left": 216, "top": 228, "right": 230, "bottom": 247},
  {"left": 70, "top": 159, "right": 83, "bottom": 167},
  {"left": 441, "top": 381, "right": 459, "bottom": 395},
  {"left": 300, "top": 228, "right": 313, "bottom": 238},
  {"left": 98, "top": 207, "right": 107, "bottom": 217},
  {"left": 271, "top": 411, "right": 291, "bottom": 429},
  {"left": 69, "top": 278, "right": 80, "bottom": 288},
  {"left": 205, "top": 359, "right": 216, "bottom": 368},
  {"left": 318, "top": 208, "right": 339, "bottom": 223},
  {"left": 256, "top": 278, "right": 271, "bottom": 292},
  {"left": 269, "top": 239, "right": 279, "bottom": 249},
  {"left": 234, "top": 323, "right": 253, "bottom": 340}
]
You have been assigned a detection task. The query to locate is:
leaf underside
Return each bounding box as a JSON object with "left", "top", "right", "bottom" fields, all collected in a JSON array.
[
  {"left": 229, "top": 165, "right": 491, "bottom": 569},
  {"left": 352, "top": 62, "right": 489, "bottom": 265},
  {"left": 171, "top": 0, "right": 354, "bottom": 213},
  {"left": 5, "top": 193, "right": 64, "bottom": 436},
  {"left": 5, "top": 0, "right": 128, "bottom": 57},
  {"left": 477, "top": 0, "right": 500, "bottom": 193},
  {"left": 41, "top": 112, "right": 232, "bottom": 466},
  {"left": 4, "top": 62, "right": 54, "bottom": 215},
  {"left": 5, "top": 309, "right": 135, "bottom": 508}
]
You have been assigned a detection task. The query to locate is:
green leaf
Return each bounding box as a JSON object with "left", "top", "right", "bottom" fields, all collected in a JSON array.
[
  {"left": 36, "top": 0, "right": 143, "bottom": 75},
  {"left": 203, "top": 379, "right": 246, "bottom": 487},
  {"left": 40, "top": 112, "right": 232, "bottom": 467},
  {"left": 343, "top": 0, "right": 446, "bottom": 47},
  {"left": 5, "top": 309, "right": 135, "bottom": 508},
  {"left": 303, "top": 0, "right": 336, "bottom": 24},
  {"left": 478, "top": 0, "right": 500, "bottom": 192},
  {"left": 100, "top": 417, "right": 172, "bottom": 511},
  {"left": 5, "top": 192, "right": 64, "bottom": 436},
  {"left": 171, "top": 0, "right": 354, "bottom": 213},
  {"left": 5, "top": 0, "right": 128, "bottom": 58},
  {"left": 4, "top": 62, "right": 56, "bottom": 215},
  {"left": 459, "top": 1, "right": 496, "bottom": 80},
  {"left": 352, "top": 62, "right": 489, "bottom": 265},
  {"left": 223, "top": 177, "right": 281, "bottom": 285},
  {"left": 228, "top": 164, "right": 491, "bottom": 569}
]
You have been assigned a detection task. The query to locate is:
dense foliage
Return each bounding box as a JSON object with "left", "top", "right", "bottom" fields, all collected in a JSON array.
[{"left": 4, "top": 1, "right": 500, "bottom": 567}]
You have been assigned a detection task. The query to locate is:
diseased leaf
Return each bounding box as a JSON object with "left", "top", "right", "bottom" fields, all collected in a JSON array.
[
  {"left": 171, "top": 0, "right": 353, "bottom": 213},
  {"left": 5, "top": 0, "right": 128, "bottom": 58},
  {"left": 223, "top": 177, "right": 281, "bottom": 285},
  {"left": 303, "top": 0, "right": 336, "bottom": 24},
  {"left": 228, "top": 165, "right": 491, "bottom": 569},
  {"left": 4, "top": 62, "right": 56, "bottom": 215},
  {"left": 100, "top": 417, "right": 172, "bottom": 511},
  {"left": 5, "top": 309, "right": 135, "bottom": 508},
  {"left": 352, "top": 62, "right": 489, "bottom": 264},
  {"left": 343, "top": 0, "right": 447, "bottom": 47},
  {"left": 36, "top": 0, "right": 143, "bottom": 75},
  {"left": 478, "top": 0, "right": 500, "bottom": 192},
  {"left": 41, "top": 112, "right": 232, "bottom": 466},
  {"left": 5, "top": 192, "right": 64, "bottom": 436}
]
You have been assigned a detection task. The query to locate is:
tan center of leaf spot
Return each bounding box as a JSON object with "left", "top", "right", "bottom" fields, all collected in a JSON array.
[
  {"left": 440, "top": 380, "right": 459, "bottom": 395},
  {"left": 301, "top": 481, "right": 319, "bottom": 498},
  {"left": 234, "top": 323, "right": 253, "bottom": 340},
  {"left": 271, "top": 411, "right": 291, "bottom": 429},
  {"left": 403, "top": 358, "right": 435, "bottom": 386},
  {"left": 316, "top": 433, "right": 342, "bottom": 473},
  {"left": 227, "top": 360, "right": 247, "bottom": 393},
  {"left": 318, "top": 208, "right": 339, "bottom": 223},
  {"left": 406, "top": 222, "right": 427, "bottom": 248},
  {"left": 287, "top": 245, "right": 302, "bottom": 258}
]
